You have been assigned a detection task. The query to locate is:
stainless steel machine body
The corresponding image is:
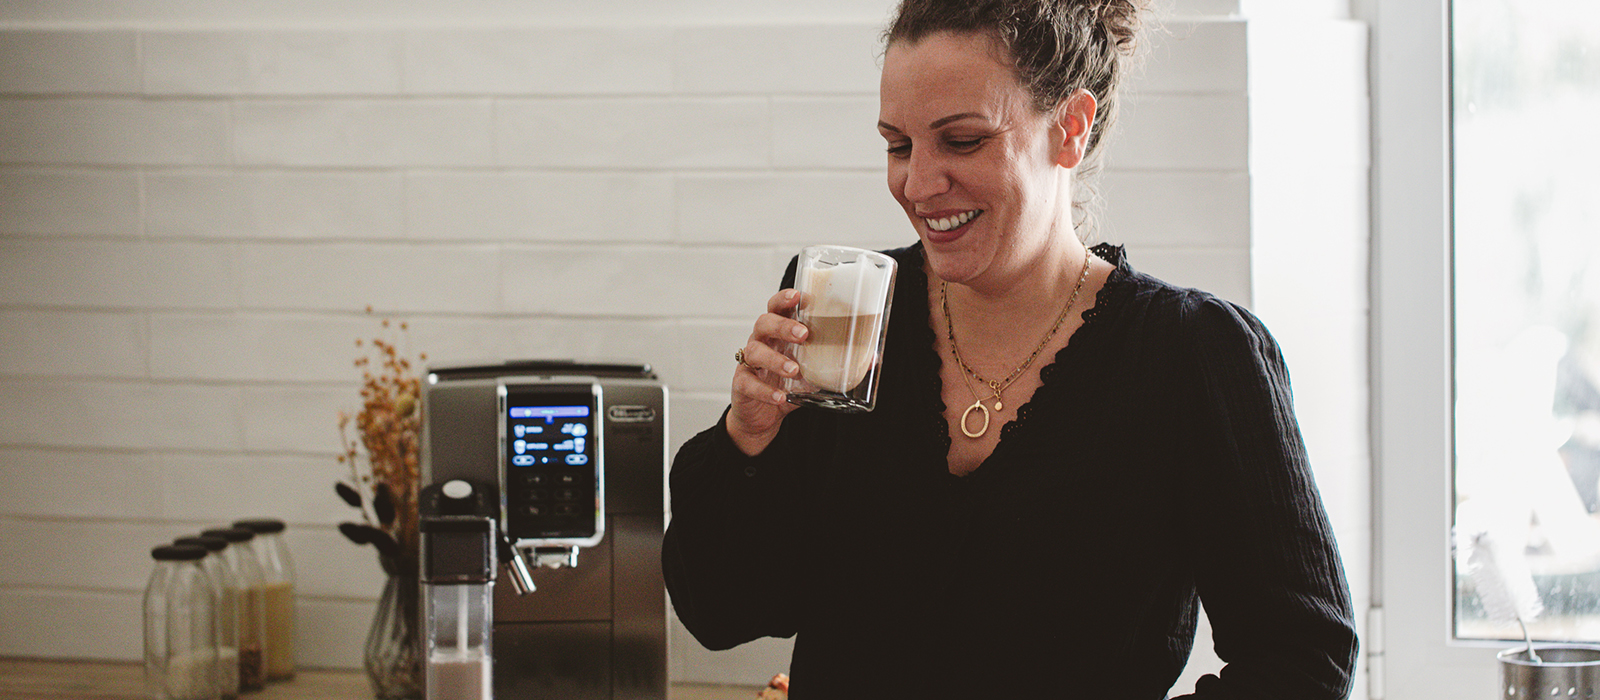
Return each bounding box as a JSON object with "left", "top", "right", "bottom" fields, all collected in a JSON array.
[{"left": 421, "top": 361, "right": 668, "bottom": 700}]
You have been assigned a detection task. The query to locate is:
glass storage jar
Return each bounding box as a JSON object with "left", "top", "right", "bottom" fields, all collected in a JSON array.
[
  {"left": 233, "top": 518, "right": 296, "bottom": 681},
  {"left": 144, "top": 544, "right": 219, "bottom": 700}
]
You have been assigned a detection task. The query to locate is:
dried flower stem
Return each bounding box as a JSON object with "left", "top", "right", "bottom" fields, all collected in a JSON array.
[{"left": 338, "top": 311, "right": 428, "bottom": 572}]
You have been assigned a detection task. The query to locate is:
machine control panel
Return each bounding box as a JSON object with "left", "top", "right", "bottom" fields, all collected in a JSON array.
[{"left": 498, "top": 379, "right": 604, "bottom": 547}]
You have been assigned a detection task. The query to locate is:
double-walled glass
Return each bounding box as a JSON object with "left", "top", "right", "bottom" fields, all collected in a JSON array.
[{"left": 782, "top": 245, "right": 897, "bottom": 412}]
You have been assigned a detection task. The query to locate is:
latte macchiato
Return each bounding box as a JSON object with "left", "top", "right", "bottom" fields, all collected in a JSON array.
[
  {"left": 796, "top": 312, "right": 881, "bottom": 393},
  {"left": 784, "top": 245, "right": 896, "bottom": 412}
]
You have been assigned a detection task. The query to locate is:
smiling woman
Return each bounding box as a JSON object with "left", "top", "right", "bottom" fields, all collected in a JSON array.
[{"left": 662, "top": 0, "right": 1359, "bottom": 697}]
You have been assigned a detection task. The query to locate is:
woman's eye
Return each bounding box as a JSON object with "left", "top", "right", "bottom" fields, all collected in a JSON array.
[
  {"left": 947, "top": 138, "right": 984, "bottom": 151},
  {"left": 886, "top": 143, "right": 912, "bottom": 157}
]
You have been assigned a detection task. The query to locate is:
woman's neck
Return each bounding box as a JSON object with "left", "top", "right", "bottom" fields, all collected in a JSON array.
[{"left": 940, "top": 234, "right": 1090, "bottom": 321}]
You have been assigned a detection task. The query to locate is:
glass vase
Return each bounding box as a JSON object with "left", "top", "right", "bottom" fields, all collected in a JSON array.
[{"left": 364, "top": 569, "right": 423, "bottom": 700}]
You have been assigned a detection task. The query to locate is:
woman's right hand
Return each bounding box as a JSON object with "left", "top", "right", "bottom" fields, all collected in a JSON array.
[{"left": 727, "top": 288, "right": 809, "bottom": 456}]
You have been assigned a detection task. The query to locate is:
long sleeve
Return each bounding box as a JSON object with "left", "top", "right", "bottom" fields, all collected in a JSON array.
[
  {"left": 663, "top": 411, "right": 815, "bottom": 651},
  {"left": 1172, "top": 296, "right": 1359, "bottom": 699}
]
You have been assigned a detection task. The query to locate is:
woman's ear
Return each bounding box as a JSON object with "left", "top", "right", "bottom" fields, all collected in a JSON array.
[{"left": 1054, "top": 88, "right": 1098, "bottom": 169}]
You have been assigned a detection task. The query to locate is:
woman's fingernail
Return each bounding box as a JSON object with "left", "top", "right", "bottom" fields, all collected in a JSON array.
[
  {"left": 772, "top": 391, "right": 786, "bottom": 403},
  {"left": 786, "top": 289, "right": 799, "bottom": 302},
  {"left": 783, "top": 361, "right": 798, "bottom": 375},
  {"left": 790, "top": 325, "right": 807, "bottom": 340}
]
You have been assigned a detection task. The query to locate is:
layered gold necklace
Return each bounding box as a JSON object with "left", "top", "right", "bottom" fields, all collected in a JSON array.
[{"left": 942, "top": 250, "right": 1095, "bottom": 439}]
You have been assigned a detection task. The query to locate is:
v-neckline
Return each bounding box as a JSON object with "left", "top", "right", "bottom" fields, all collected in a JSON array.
[{"left": 917, "top": 243, "right": 1127, "bottom": 480}]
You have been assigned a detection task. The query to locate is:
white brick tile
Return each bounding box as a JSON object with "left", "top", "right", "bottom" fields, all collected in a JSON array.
[
  {"left": 404, "top": 27, "right": 673, "bottom": 95},
  {"left": 141, "top": 241, "right": 244, "bottom": 309},
  {"left": 149, "top": 312, "right": 470, "bottom": 385},
  {"left": 494, "top": 318, "right": 682, "bottom": 383},
  {"left": 0, "top": 519, "right": 171, "bottom": 590},
  {"left": 675, "top": 173, "right": 911, "bottom": 251},
  {"left": 284, "top": 526, "right": 389, "bottom": 599},
  {"left": 0, "top": 310, "right": 147, "bottom": 378},
  {"left": 0, "top": 448, "right": 162, "bottom": 519},
  {"left": 0, "top": 379, "right": 155, "bottom": 449},
  {"left": 771, "top": 96, "right": 884, "bottom": 169},
  {"left": 1173, "top": 0, "right": 1240, "bottom": 16},
  {"left": 673, "top": 24, "right": 882, "bottom": 94},
  {"left": 1128, "top": 246, "right": 1252, "bottom": 307},
  {"left": 298, "top": 598, "right": 374, "bottom": 668},
  {"left": 499, "top": 246, "right": 775, "bottom": 318},
  {"left": 0, "top": 30, "right": 140, "bottom": 94},
  {"left": 232, "top": 99, "right": 494, "bottom": 167},
  {"left": 0, "top": 240, "right": 243, "bottom": 310},
  {"left": 1097, "top": 171, "right": 1250, "bottom": 247},
  {"left": 145, "top": 171, "right": 405, "bottom": 240},
  {"left": 388, "top": 315, "right": 503, "bottom": 373},
  {"left": 145, "top": 383, "right": 249, "bottom": 452},
  {"left": 676, "top": 319, "right": 759, "bottom": 392},
  {"left": 0, "top": 169, "right": 141, "bottom": 237},
  {"left": 1103, "top": 93, "right": 1248, "bottom": 171},
  {"left": 404, "top": 172, "right": 673, "bottom": 243},
  {"left": 149, "top": 313, "right": 363, "bottom": 382},
  {"left": 235, "top": 242, "right": 500, "bottom": 313},
  {"left": 0, "top": 588, "right": 142, "bottom": 660},
  {"left": 0, "top": 380, "right": 247, "bottom": 451},
  {"left": 0, "top": 98, "right": 229, "bottom": 166},
  {"left": 1, "top": 244, "right": 120, "bottom": 312},
  {"left": 158, "top": 453, "right": 355, "bottom": 531},
  {"left": 495, "top": 98, "right": 769, "bottom": 169},
  {"left": 241, "top": 384, "right": 352, "bottom": 454},
  {"left": 1138, "top": 21, "right": 1248, "bottom": 94},
  {"left": 142, "top": 30, "right": 404, "bottom": 95},
  {"left": 666, "top": 393, "right": 730, "bottom": 464},
  {"left": 0, "top": 240, "right": 239, "bottom": 310}
]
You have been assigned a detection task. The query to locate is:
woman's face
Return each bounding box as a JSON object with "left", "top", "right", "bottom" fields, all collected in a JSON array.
[{"left": 878, "top": 31, "right": 1079, "bottom": 288}]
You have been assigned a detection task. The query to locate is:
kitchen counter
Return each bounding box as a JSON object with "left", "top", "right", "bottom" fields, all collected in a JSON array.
[{"left": 0, "top": 658, "right": 762, "bottom": 700}]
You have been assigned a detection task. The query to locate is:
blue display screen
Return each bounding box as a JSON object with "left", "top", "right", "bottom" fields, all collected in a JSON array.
[{"left": 503, "top": 388, "right": 599, "bottom": 540}]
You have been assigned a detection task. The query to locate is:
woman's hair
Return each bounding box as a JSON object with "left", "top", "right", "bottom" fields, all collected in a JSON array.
[{"left": 883, "top": 0, "right": 1149, "bottom": 237}]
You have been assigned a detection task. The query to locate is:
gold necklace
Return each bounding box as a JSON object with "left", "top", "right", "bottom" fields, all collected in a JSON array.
[{"left": 943, "top": 250, "right": 1095, "bottom": 439}]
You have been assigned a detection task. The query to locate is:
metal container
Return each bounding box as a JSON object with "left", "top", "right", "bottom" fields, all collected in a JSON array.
[{"left": 1500, "top": 645, "right": 1600, "bottom": 698}]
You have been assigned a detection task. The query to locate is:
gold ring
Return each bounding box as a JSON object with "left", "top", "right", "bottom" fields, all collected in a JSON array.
[{"left": 734, "top": 349, "right": 748, "bottom": 367}]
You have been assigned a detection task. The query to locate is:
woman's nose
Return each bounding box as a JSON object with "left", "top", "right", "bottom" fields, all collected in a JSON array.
[{"left": 900, "top": 148, "right": 949, "bottom": 202}]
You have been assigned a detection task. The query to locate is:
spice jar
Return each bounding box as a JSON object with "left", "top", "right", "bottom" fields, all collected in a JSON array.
[
  {"left": 202, "top": 528, "right": 267, "bottom": 692},
  {"left": 145, "top": 544, "right": 220, "bottom": 700},
  {"left": 175, "top": 536, "right": 240, "bottom": 700},
  {"left": 232, "top": 518, "right": 296, "bottom": 681}
]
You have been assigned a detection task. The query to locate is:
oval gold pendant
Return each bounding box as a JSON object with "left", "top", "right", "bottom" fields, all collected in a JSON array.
[{"left": 960, "top": 399, "right": 990, "bottom": 439}]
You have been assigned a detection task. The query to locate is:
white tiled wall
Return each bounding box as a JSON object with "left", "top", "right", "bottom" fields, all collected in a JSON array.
[{"left": 0, "top": 1, "right": 1367, "bottom": 695}]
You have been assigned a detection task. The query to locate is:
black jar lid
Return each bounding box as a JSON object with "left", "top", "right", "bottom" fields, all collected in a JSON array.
[
  {"left": 174, "top": 536, "right": 228, "bottom": 552},
  {"left": 152, "top": 544, "right": 208, "bottom": 561},
  {"left": 231, "top": 518, "right": 285, "bottom": 534},
  {"left": 201, "top": 527, "right": 255, "bottom": 543}
]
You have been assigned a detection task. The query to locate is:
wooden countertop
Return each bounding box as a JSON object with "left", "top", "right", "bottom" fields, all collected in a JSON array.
[{"left": 0, "top": 658, "right": 761, "bottom": 700}]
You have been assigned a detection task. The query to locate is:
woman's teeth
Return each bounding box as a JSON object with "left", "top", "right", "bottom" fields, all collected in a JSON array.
[{"left": 925, "top": 210, "right": 981, "bottom": 232}]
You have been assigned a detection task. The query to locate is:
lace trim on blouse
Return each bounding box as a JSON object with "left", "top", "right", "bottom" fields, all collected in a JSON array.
[{"left": 922, "top": 243, "right": 1136, "bottom": 466}]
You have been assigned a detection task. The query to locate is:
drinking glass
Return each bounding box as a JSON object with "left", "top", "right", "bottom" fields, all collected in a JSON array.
[{"left": 782, "top": 245, "right": 896, "bottom": 412}]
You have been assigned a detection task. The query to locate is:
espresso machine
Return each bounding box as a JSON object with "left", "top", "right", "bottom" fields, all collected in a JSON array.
[{"left": 419, "top": 360, "right": 669, "bottom": 700}]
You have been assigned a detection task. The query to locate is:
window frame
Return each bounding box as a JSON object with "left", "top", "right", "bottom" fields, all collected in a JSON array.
[{"left": 1368, "top": 0, "right": 1508, "bottom": 695}]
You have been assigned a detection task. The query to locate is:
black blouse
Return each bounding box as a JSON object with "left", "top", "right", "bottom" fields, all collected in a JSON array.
[{"left": 663, "top": 243, "right": 1358, "bottom": 699}]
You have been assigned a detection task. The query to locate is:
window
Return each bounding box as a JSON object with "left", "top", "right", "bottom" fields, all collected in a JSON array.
[
  {"left": 1373, "top": 0, "right": 1600, "bottom": 695},
  {"left": 1451, "top": 0, "right": 1600, "bottom": 644}
]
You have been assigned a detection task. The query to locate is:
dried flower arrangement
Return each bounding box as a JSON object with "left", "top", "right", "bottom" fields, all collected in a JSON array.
[{"left": 336, "top": 310, "right": 427, "bottom": 577}]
